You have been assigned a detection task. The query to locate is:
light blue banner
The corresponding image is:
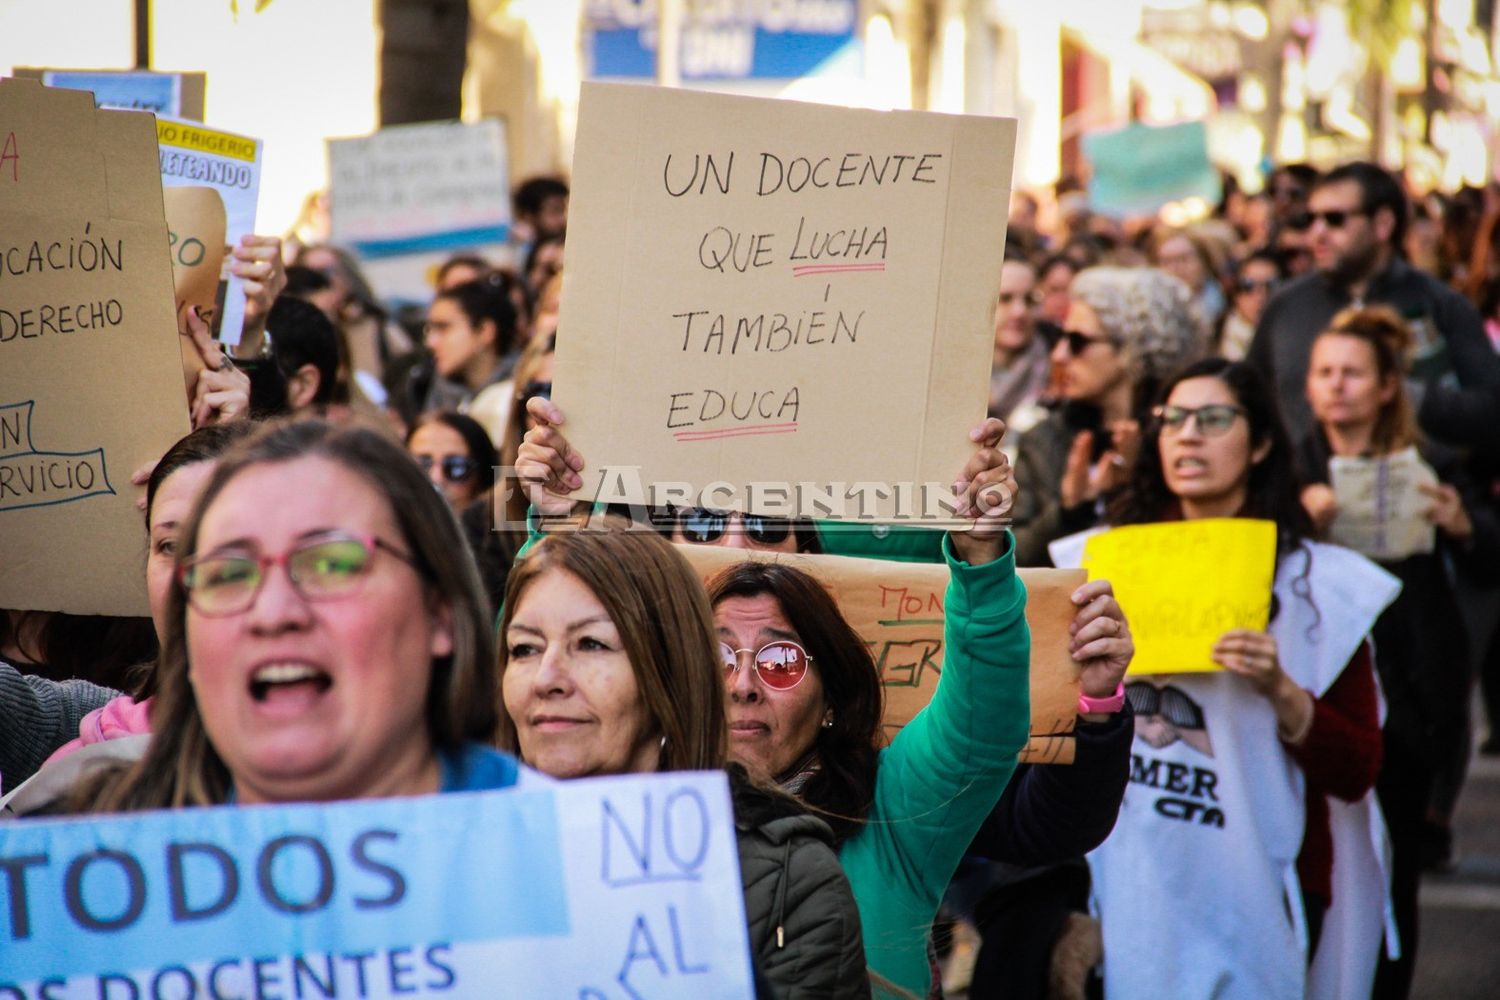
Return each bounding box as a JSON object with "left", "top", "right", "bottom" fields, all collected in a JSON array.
[
  {"left": 0, "top": 772, "right": 753, "bottom": 999},
  {"left": 584, "top": 0, "right": 860, "bottom": 81},
  {"left": 1082, "top": 120, "right": 1221, "bottom": 217},
  {"left": 42, "top": 72, "right": 182, "bottom": 116}
]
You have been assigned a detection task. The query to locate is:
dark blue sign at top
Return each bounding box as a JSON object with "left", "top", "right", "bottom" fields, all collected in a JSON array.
[{"left": 584, "top": 0, "right": 860, "bottom": 81}]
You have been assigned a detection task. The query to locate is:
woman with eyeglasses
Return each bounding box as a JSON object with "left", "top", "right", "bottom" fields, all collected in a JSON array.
[
  {"left": 1050, "top": 358, "right": 1397, "bottom": 1000},
  {"left": 1296, "top": 306, "right": 1500, "bottom": 999},
  {"left": 498, "top": 524, "right": 871, "bottom": 999},
  {"left": 68, "top": 421, "right": 531, "bottom": 813},
  {"left": 1010, "top": 266, "right": 1207, "bottom": 566},
  {"left": 406, "top": 411, "right": 498, "bottom": 512},
  {"left": 1219, "top": 251, "right": 1284, "bottom": 361},
  {"left": 1152, "top": 229, "right": 1230, "bottom": 329}
]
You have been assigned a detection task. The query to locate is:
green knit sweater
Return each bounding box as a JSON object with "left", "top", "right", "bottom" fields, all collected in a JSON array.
[{"left": 840, "top": 532, "right": 1031, "bottom": 996}]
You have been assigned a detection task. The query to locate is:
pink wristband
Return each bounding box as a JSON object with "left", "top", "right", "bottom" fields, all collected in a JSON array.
[{"left": 1078, "top": 682, "right": 1126, "bottom": 715}]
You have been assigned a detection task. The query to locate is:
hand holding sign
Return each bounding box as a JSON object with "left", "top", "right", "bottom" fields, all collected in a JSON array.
[
  {"left": 184, "top": 306, "right": 250, "bottom": 427},
  {"left": 517, "top": 396, "right": 588, "bottom": 517},
  {"left": 1417, "top": 480, "right": 1473, "bottom": 542},
  {"left": 1212, "top": 629, "right": 1315, "bottom": 744},
  {"left": 230, "top": 233, "right": 287, "bottom": 356},
  {"left": 948, "top": 417, "right": 1016, "bottom": 566},
  {"left": 1069, "top": 579, "right": 1134, "bottom": 717}
]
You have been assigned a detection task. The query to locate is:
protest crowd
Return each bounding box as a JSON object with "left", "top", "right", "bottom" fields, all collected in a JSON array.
[{"left": 4, "top": 77, "right": 1500, "bottom": 1000}]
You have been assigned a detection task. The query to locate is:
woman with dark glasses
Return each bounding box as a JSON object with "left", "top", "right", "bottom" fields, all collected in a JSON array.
[
  {"left": 1050, "top": 358, "right": 1397, "bottom": 1000},
  {"left": 406, "top": 411, "right": 497, "bottom": 512},
  {"left": 665, "top": 505, "right": 819, "bottom": 554},
  {"left": 1009, "top": 266, "right": 1207, "bottom": 566}
]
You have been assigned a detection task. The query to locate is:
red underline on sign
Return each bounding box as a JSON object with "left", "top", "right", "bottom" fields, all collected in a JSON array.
[
  {"left": 791, "top": 263, "right": 887, "bottom": 277},
  {"left": 673, "top": 423, "right": 800, "bottom": 442}
]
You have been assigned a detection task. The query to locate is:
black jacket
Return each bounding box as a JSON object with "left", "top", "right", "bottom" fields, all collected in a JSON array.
[
  {"left": 1248, "top": 259, "right": 1500, "bottom": 451},
  {"left": 732, "top": 768, "right": 870, "bottom": 999},
  {"left": 1295, "top": 432, "right": 1500, "bottom": 762},
  {"left": 966, "top": 702, "right": 1134, "bottom": 870}
]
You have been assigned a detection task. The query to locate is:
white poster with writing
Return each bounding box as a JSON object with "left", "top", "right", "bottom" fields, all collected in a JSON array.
[{"left": 1329, "top": 446, "right": 1438, "bottom": 561}]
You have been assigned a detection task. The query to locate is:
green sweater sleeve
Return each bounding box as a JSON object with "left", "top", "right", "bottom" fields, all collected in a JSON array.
[{"left": 837, "top": 530, "right": 1032, "bottom": 996}]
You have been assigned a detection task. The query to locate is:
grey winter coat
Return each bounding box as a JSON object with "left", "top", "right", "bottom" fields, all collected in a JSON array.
[{"left": 732, "top": 770, "right": 870, "bottom": 999}]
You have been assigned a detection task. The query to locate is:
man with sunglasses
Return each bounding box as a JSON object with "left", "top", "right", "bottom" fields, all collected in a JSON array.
[{"left": 1247, "top": 161, "right": 1500, "bottom": 451}]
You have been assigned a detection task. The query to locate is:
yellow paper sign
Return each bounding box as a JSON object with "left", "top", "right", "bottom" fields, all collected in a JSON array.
[{"left": 1081, "top": 519, "right": 1276, "bottom": 675}]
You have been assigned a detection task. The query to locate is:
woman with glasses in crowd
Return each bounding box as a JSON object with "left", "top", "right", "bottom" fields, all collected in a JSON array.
[
  {"left": 1219, "top": 251, "right": 1284, "bottom": 361},
  {"left": 406, "top": 411, "right": 498, "bottom": 512},
  {"left": 1050, "top": 358, "right": 1396, "bottom": 1000},
  {"left": 1296, "top": 306, "right": 1500, "bottom": 999},
  {"left": 70, "top": 421, "right": 531, "bottom": 812},
  {"left": 497, "top": 525, "right": 871, "bottom": 998},
  {"left": 1010, "top": 266, "right": 1207, "bottom": 566}
]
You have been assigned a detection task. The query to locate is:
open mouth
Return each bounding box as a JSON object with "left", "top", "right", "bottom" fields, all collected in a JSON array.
[{"left": 249, "top": 662, "right": 332, "bottom": 702}]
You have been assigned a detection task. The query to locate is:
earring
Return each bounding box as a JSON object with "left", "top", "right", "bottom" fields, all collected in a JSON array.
[{"left": 821, "top": 718, "right": 834, "bottom": 729}]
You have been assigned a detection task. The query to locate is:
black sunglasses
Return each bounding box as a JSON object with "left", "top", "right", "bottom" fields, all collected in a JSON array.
[
  {"left": 1237, "top": 278, "right": 1276, "bottom": 294},
  {"left": 675, "top": 507, "right": 792, "bottom": 547},
  {"left": 1291, "top": 208, "right": 1365, "bottom": 230},
  {"left": 1126, "top": 682, "right": 1206, "bottom": 730},
  {"left": 415, "top": 454, "right": 477, "bottom": 483},
  {"left": 1059, "top": 329, "right": 1117, "bottom": 355}
]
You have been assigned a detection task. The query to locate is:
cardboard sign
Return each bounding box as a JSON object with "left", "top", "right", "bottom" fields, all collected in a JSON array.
[
  {"left": 1329, "top": 445, "right": 1438, "bottom": 560},
  {"left": 156, "top": 116, "right": 263, "bottom": 347},
  {"left": 328, "top": 119, "right": 511, "bottom": 303},
  {"left": 556, "top": 83, "right": 1016, "bottom": 522},
  {"left": 23, "top": 69, "right": 206, "bottom": 120},
  {"left": 162, "top": 187, "right": 228, "bottom": 324},
  {"left": 675, "top": 544, "right": 1083, "bottom": 764},
  {"left": 0, "top": 78, "right": 191, "bottom": 616},
  {"left": 0, "top": 771, "right": 755, "bottom": 998},
  {"left": 1079, "top": 519, "right": 1276, "bottom": 674},
  {"left": 1081, "top": 120, "right": 1220, "bottom": 216}
]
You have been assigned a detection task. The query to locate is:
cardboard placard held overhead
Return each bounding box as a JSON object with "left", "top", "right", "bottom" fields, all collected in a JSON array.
[
  {"left": 0, "top": 78, "right": 190, "bottom": 616},
  {"left": 557, "top": 83, "right": 1016, "bottom": 523},
  {"left": 675, "top": 545, "right": 1083, "bottom": 764}
]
